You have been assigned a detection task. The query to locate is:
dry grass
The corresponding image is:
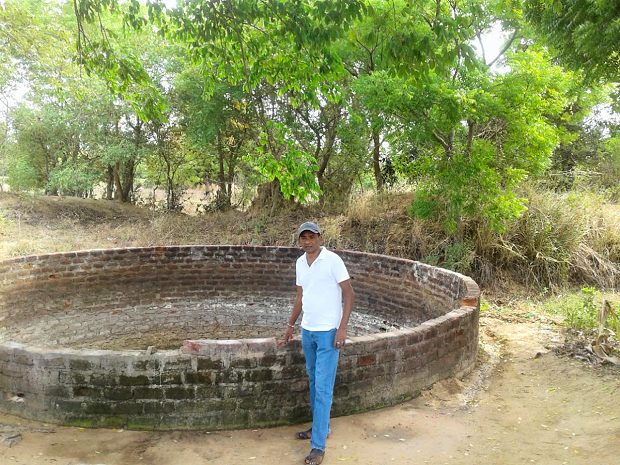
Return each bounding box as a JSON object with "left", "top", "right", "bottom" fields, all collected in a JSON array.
[
  {"left": 1, "top": 190, "right": 618, "bottom": 293},
  {"left": 0, "top": 193, "right": 314, "bottom": 258},
  {"left": 479, "top": 189, "right": 620, "bottom": 290},
  {"left": 340, "top": 190, "right": 444, "bottom": 258}
]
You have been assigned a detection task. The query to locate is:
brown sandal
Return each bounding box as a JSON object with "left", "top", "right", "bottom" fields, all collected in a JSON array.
[
  {"left": 304, "top": 448, "right": 324, "bottom": 465},
  {"left": 295, "top": 428, "right": 312, "bottom": 440}
]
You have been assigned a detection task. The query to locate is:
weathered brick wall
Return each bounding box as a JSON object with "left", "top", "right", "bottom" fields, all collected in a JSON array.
[{"left": 0, "top": 246, "right": 479, "bottom": 430}]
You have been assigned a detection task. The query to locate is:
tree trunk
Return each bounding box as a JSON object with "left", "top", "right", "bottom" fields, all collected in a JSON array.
[
  {"left": 113, "top": 162, "right": 123, "bottom": 201},
  {"left": 165, "top": 156, "right": 175, "bottom": 211},
  {"left": 113, "top": 161, "right": 133, "bottom": 203},
  {"left": 316, "top": 107, "right": 341, "bottom": 189},
  {"left": 251, "top": 179, "right": 288, "bottom": 215},
  {"left": 372, "top": 128, "right": 384, "bottom": 191},
  {"left": 215, "top": 133, "right": 231, "bottom": 211},
  {"left": 105, "top": 166, "right": 114, "bottom": 200},
  {"left": 121, "top": 160, "right": 134, "bottom": 202}
]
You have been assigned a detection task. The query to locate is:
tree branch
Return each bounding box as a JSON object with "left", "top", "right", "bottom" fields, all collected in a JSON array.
[
  {"left": 466, "top": 120, "right": 475, "bottom": 155},
  {"left": 476, "top": 29, "right": 487, "bottom": 64},
  {"left": 487, "top": 28, "right": 520, "bottom": 68},
  {"left": 432, "top": 129, "right": 451, "bottom": 152}
]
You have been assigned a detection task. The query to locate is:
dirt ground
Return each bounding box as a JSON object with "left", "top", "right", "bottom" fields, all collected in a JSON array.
[{"left": 1, "top": 311, "right": 619, "bottom": 465}]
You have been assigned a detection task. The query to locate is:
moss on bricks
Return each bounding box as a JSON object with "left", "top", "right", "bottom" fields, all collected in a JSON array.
[{"left": 118, "top": 375, "right": 150, "bottom": 386}]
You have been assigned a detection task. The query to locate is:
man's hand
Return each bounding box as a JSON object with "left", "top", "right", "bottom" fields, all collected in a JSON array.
[
  {"left": 277, "top": 325, "right": 295, "bottom": 347},
  {"left": 334, "top": 327, "right": 347, "bottom": 349}
]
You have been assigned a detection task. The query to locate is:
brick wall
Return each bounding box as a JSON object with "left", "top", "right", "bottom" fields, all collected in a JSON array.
[{"left": 0, "top": 246, "right": 479, "bottom": 430}]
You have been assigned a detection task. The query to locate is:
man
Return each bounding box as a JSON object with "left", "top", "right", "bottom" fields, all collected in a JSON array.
[{"left": 278, "top": 221, "right": 355, "bottom": 465}]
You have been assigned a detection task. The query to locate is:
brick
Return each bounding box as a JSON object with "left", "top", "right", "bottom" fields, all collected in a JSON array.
[
  {"left": 160, "top": 373, "right": 183, "bottom": 385},
  {"left": 13, "top": 354, "right": 34, "bottom": 366},
  {"left": 0, "top": 245, "right": 480, "bottom": 430},
  {"left": 132, "top": 387, "right": 164, "bottom": 400},
  {"left": 53, "top": 399, "right": 86, "bottom": 414},
  {"left": 118, "top": 375, "right": 150, "bottom": 386},
  {"left": 230, "top": 358, "right": 258, "bottom": 369},
  {"left": 377, "top": 350, "right": 397, "bottom": 364},
  {"left": 44, "top": 385, "right": 71, "bottom": 397},
  {"left": 112, "top": 402, "right": 144, "bottom": 415},
  {"left": 196, "top": 358, "right": 224, "bottom": 371},
  {"left": 73, "top": 386, "right": 101, "bottom": 398},
  {"left": 245, "top": 369, "right": 273, "bottom": 382},
  {"left": 215, "top": 369, "right": 242, "bottom": 384},
  {"left": 357, "top": 354, "right": 377, "bottom": 367},
  {"left": 184, "top": 371, "right": 213, "bottom": 384},
  {"left": 165, "top": 386, "right": 195, "bottom": 400},
  {"left": 132, "top": 359, "right": 161, "bottom": 371},
  {"left": 278, "top": 365, "right": 305, "bottom": 379},
  {"left": 143, "top": 400, "right": 176, "bottom": 414},
  {"left": 103, "top": 388, "right": 133, "bottom": 401},
  {"left": 84, "top": 402, "right": 113, "bottom": 415},
  {"left": 70, "top": 372, "right": 87, "bottom": 385},
  {"left": 195, "top": 384, "right": 221, "bottom": 399}
]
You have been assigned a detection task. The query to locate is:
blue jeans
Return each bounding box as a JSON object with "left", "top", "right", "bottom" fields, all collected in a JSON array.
[{"left": 301, "top": 328, "right": 340, "bottom": 451}]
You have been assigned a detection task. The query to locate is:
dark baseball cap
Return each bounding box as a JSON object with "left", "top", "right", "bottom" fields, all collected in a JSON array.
[{"left": 297, "top": 221, "right": 321, "bottom": 236}]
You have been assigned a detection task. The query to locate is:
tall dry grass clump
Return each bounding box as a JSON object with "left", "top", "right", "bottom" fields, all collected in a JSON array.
[
  {"left": 340, "top": 190, "right": 459, "bottom": 266},
  {"left": 476, "top": 188, "right": 619, "bottom": 289},
  {"left": 342, "top": 191, "right": 418, "bottom": 254}
]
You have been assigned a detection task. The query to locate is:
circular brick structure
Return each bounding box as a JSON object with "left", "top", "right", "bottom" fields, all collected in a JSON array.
[{"left": 0, "top": 246, "right": 480, "bottom": 430}]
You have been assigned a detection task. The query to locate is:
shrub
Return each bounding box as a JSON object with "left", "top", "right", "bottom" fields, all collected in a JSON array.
[
  {"left": 6, "top": 155, "right": 39, "bottom": 192},
  {"left": 544, "top": 288, "right": 620, "bottom": 334},
  {"left": 475, "top": 187, "right": 619, "bottom": 289}
]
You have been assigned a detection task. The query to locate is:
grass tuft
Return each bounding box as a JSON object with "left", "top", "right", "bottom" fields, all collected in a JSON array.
[
  {"left": 543, "top": 288, "right": 620, "bottom": 333},
  {"left": 475, "top": 187, "right": 619, "bottom": 289}
]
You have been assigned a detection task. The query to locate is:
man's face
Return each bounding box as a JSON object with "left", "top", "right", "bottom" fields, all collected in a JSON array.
[{"left": 298, "top": 231, "right": 321, "bottom": 254}]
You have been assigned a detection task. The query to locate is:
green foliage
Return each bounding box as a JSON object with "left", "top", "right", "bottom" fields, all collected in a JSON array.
[
  {"left": 589, "top": 134, "right": 620, "bottom": 201},
  {"left": 6, "top": 153, "right": 39, "bottom": 191},
  {"left": 409, "top": 142, "right": 529, "bottom": 234},
  {"left": 141, "top": 130, "right": 201, "bottom": 211},
  {"left": 602, "top": 133, "right": 620, "bottom": 185},
  {"left": 399, "top": 47, "right": 578, "bottom": 234},
  {"left": 2, "top": 0, "right": 616, "bottom": 232},
  {"left": 72, "top": 0, "right": 167, "bottom": 121},
  {"left": 479, "top": 297, "right": 492, "bottom": 313},
  {"left": 566, "top": 287, "right": 599, "bottom": 331},
  {"left": 423, "top": 240, "right": 475, "bottom": 274},
  {"left": 48, "top": 162, "right": 100, "bottom": 197},
  {"left": 252, "top": 123, "right": 320, "bottom": 203},
  {"left": 100, "top": 139, "right": 144, "bottom": 166},
  {"left": 525, "top": 0, "right": 620, "bottom": 82},
  {"left": 174, "top": 70, "right": 257, "bottom": 210},
  {"left": 544, "top": 288, "right": 620, "bottom": 333},
  {"left": 74, "top": 0, "right": 365, "bottom": 115}
]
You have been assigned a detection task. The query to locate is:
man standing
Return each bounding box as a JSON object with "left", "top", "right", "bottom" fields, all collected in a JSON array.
[{"left": 279, "top": 221, "right": 355, "bottom": 465}]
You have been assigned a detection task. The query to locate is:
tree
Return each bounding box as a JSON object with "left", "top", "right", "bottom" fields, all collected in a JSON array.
[
  {"left": 2, "top": 0, "right": 189, "bottom": 203},
  {"left": 524, "top": 0, "right": 620, "bottom": 83},
  {"left": 72, "top": 0, "right": 367, "bottom": 207},
  {"left": 337, "top": 0, "right": 480, "bottom": 191},
  {"left": 175, "top": 69, "right": 256, "bottom": 211},
  {"left": 338, "top": 0, "right": 584, "bottom": 234}
]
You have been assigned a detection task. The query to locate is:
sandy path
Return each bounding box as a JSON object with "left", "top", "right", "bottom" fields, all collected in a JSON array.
[{"left": 1, "top": 314, "right": 619, "bottom": 465}]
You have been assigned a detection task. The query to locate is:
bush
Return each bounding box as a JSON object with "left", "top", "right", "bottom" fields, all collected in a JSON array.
[
  {"left": 474, "top": 187, "right": 619, "bottom": 289},
  {"left": 544, "top": 288, "right": 620, "bottom": 333},
  {"left": 6, "top": 155, "right": 39, "bottom": 192},
  {"left": 48, "top": 163, "right": 100, "bottom": 197}
]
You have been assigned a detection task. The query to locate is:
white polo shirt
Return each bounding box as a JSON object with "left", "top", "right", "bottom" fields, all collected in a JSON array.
[{"left": 296, "top": 247, "right": 350, "bottom": 331}]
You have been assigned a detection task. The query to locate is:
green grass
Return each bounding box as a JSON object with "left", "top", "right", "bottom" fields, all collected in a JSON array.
[{"left": 542, "top": 288, "right": 620, "bottom": 333}]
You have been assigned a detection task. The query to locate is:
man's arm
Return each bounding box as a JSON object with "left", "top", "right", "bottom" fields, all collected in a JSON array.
[
  {"left": 335, "top": 279, "right": 354, "bottom": 348},
  {"left": 277, "top": 285, "right": 303, "bottom": 347}
]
